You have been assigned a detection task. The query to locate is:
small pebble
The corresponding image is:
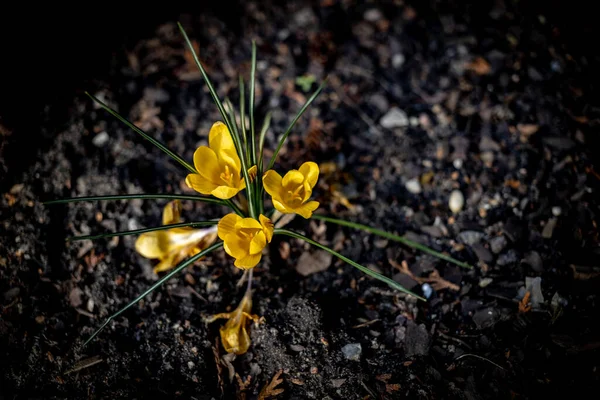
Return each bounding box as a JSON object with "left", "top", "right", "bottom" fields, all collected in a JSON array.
[
  {"left": 392, "top": 53, "right": 405, "bottom": 69},
  {"left": 449, "top": 190, "right": 465, "bottom": 213},
  {"left": 188, "top": 361, "right": 195, "bottom": 369},
  {"left": 422, "top": 283, "right": 433, "bottom": 299},
  {"left": 380, "top": 107, "right": 409, "bottom": 128},
  {"left": 552, "top": 206, "right": 562, "bottom": 216},
  {"left": 92, "top": 131, "right": 110, "bottom": 147},
  {"left": 453, "top": 159, "right": 463, "bottom": 169},
  {"left": 341, "top": 343, "right": 362, "bottom": 361},
  {"left": 479, "top": 277, "right": 493, "bottom": 288},
  {"left": 490, "top": 236, "right": 507, "bottom": 254},
  {"left": 405, "top": 178, "right": 422, "bottom": 194}
]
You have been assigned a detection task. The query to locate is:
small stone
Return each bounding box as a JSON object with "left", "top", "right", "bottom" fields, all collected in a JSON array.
[
  {"left": 457, "top": 231, "right": 485, "bottom": 246},
  {"left": 380, "top": 107, "right": 409, "bottom": 128},
  {"left": 479, "top": 277, "right": 493, "bottom": 288},
  {"left": 404, "top": 321, "right": 430, "bottom": 356},
  {"left": 296, "top": 250, "right": 332, "bottom": 276},
  {"left": 472, "top": 307, "right": 499, "bottom": 329},
  {"left": 342, "top": 343, "right": 362, "bottom": 361},
  {"left": 449, "top": 190, "right": 464, "bottom": 213},
  {"left": 392, "top": 53, "right": 405, "bottom": 69},
  {"left": 331, "top": 378, "right": 346, "bottom": 388},
  {"left": 405, "top": 178, "right": 422, "bottom": 194},
  {"left": 453, "top": 158, "right": 463, "bottom": 169},
  {"left": 188, "top": 361, "right": 195, "bottom": 369},
  {"left": 364, "top": 8, "right": 383, "bottom": 22},
  {"left": 422, "top": 283, "right": 433, "bottom": 299},
  {"left": 92, "top": 131, "right": 110, "bottom": 147},
  {"left": 497, "top": 249, "right": 518, "bottom": 267},
  {"left": 472, "top": 243, "right": 493, "bottom": 263},
  {"left": 522, "top": 251, "right": 543, "bottom": 272},
  {"left": 552, "top": 206, "right": 562, "bottom": 216},
  {"left": 542, "top": 218, "right": 557, "bottom": 239},
  {"left": 489, "top": 236, "right": 507, "bottom": 254}
]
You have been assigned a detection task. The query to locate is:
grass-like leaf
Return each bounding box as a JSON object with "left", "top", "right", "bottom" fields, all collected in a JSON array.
[
  {"left": 274, "top": 228, "right": 425, "bottom": 300},
  {"left": 177, "top": 23, "right": 255, "bottom": 218},
  {"left": 249, "top": 40, "right": 258, "bottom": 166},
  {"left": 257, "top": 111, "right": 272, "bottom": 173},
  {"left": 312, "top": 215, "right": 472, "bottom": 269},
  {"left": 177, "top": 23, "right": 233, "bottom": 136},
  {"left": 85, "top": 92, "right": 196, "bottom": 174},
  {"left": 224, "top": 97, "right": 244, "bottom": 159},
  {"left": 267, "top": 80, "right": 326, "bottom": 170},
  {"left": 44, "top": 194, "right": 225, "bottom": 206},
  {"left": 239, "top": 75, "right": 248, "bottom": 150},
  {"left": 67, "top": 221, "right": 218, "bottom": 242},
  {"left": 83, "top": 241, "right": 224, "bottom": 346}
]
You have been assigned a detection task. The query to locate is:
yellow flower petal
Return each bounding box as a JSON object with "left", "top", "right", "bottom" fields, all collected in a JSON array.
[
  {"left": 294, "top": 200, "right": 320, "bottom": 219},
  {"left": 209, "top": 121, "right": 241, "bottom": 173},
  {"left": 135, "top": 231, "right": 170, "bottom": 259},
  {"left": 193, "top": 146, "right": 221, "bottom": 183},
  {"left": 211, "top": 184, "right": 243, "bottom": 200},
  {"left": 282, "top": 170, "right": 305, "bottom": 190},
  {"left": 223, "top": 236, "right": 249, "bottom": 259},
  {"left": 153, "top": 253, "right": 179, "bottom": 274},
  {"left": 299, "top": 161, "right": 319, "bottom": 188},
  {"left": 185, "top": 173, "right": 219, "bottom": 195},
  {"left": 262, "top": 170, "right": 283, "bottom": 200},
  {"left": 272, "top": 198, "right": 294, "bottom": 214},
  {"left": 259, "top": 214, "right": 274, "bottom": 243},
  {"left": 218, "top": 213, "right": 242, "bottom": 240},
  {"left": 162, "top": 200, "right": 182, "bottom": 225},
  {"left": 234, "top": 253, "right": 262, "bottom": 269},
  {"left": 235, "top": 217, "right": 263, "bottom": 231},
  {"left": 249, "top": 231, "right": 266, "bottom": 255}
]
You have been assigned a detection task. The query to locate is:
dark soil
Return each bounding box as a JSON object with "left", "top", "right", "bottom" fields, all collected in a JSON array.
[{"left": 2, "top": 1, "right": 600, "bottom": 398}]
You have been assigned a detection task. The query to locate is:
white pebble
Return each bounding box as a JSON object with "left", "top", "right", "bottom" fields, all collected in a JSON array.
[
  {"left": 92, "top": 131, "right": 110, "bottom": 147},
  {"left": 449, "top": 190, "right": 465, "bottom": 213},
  {"left": 405, "top": 178, "right": 422, "bottom": 194},
  {"left": 552, "top": 206, "right": 562, "bottom": 216}
]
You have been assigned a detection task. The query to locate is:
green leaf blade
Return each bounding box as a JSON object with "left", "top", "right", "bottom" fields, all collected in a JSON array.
[
  {"left": 312, "top": 214, "right": 472, "bottom": 269},
  {"left": 85, "top": 92, "right": 196, "bottom": 174},
  {"left": 67, "top": 221, "right": 218, "bottom": 242},
  {"left": 44, "top": 194, "right": 225, "bottom": 206},
  {"left": 267, "top": 80, "right": 326, "bottom": 170},
  {"left": 274, "top": 228, "right": 425, "bottom": 300}
]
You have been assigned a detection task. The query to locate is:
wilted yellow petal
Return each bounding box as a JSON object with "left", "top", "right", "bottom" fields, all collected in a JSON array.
[
  {"left": 247, "top": 165, "right": 258, "bottom": 183},
  {"left": 299, "top": 161, "right": 319, "bottom": 188},
  {"left": 259, "top": 214, "right": 274, "bottom": 243},
  {"left": 135, "top": 231, "right": 170, "bottom": 259},
  {"left": 162, "top": 200, "right": 182, "bottom": 225},
  {"left": 153, "top": 253, "right": 179, "bottom": 274},
  {"left": 218, "top": 213, "right": 242, "bottom": 240}
]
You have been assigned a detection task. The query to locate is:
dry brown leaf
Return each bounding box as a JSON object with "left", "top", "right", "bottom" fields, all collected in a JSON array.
[
  {"left": 519, "top": 291, "right": 532, "bottom": 313},
  {"left": 258, "top": 370, "right": 284, "bottom": 399},
  {"left": 467, "top": 57, "right": 491, "bottom": 75},
  {"left": 212, "top": 338, "right": 225, "bottom": 396}
]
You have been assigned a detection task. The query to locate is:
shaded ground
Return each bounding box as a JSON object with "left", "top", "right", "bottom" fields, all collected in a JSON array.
[{"left": 2, "top": 1, "right": 600, "bottom": 398}]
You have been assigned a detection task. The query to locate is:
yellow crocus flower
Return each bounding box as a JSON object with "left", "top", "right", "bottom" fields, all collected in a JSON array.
[
  {"left": 206, "top": 290, "right": 260, "bottom": 355},
  {"left": 135, "top": 200, "right": 217, "bottom": 273},
  {"left": 217, "top": 213, "right": 273, "bottom": 269},
  {"left": 262, "top": 161, "right": 320, "bottom": 218},
  {"left": 185, "top": 121, "right": 246, "bottom": 199}
]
